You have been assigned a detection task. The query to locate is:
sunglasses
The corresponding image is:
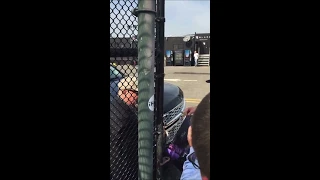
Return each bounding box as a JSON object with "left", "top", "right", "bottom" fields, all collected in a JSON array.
[
  {"left": 121, "top": 89, "right": 138, "bottom": 95},
  {"left": 131, "top": 90, "right": 138, "bottom": 95}
]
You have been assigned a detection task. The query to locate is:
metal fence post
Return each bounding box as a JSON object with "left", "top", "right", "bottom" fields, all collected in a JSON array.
[
  {"left": 137, "top": 0, "right": 156, "bottom": 179},
  {"left": 155, "top": 0, "right": 165, "bottom": 179}
]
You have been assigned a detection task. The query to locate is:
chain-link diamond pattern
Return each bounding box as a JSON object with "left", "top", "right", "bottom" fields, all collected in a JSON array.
[
  {"left": 110, "top": 1, "right": 139, "bottom": 180},
  {"left": 110, "top": 0, "right": 167, "bottom": 179}
]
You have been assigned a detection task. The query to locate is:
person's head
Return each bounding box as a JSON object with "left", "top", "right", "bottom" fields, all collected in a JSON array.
[
  {"left": 191, "top": 92, "right": 210, "bottom": 180},
  {"left": 194, "top": 51, "right": 197, "bottom": 53},
  {"left": 117, "top": 76, "right": 138, "bottom": 106}
]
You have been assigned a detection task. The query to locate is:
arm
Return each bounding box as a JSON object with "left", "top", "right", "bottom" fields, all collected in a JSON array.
[{"left": 180, "top": 147, "right": 202, "bottom": 180}]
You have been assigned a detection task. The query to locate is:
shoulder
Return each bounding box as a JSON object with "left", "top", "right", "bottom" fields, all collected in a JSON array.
[
  {"left": 181, "top": 160, "right": 201, "bottom": 180},
  {"left": 180, "top": 147, "right": 201, "bottom": 180}
]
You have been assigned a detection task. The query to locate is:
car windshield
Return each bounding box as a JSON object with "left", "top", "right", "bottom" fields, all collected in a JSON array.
[{"left": 110, "top": 65, "right": 123, "bottom": 80}]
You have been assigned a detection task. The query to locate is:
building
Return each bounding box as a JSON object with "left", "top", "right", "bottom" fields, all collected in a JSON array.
[
  {"left": 109, "top": 33, "right": 210, "bottom": 65},
  {"left": 110, "top": 36, "right": 138, "bottom": 49},
  {"left": 110, "top": 37, "right": 138, "bottom": 65},
  {"left": 164, "top": 33, "right": 210, "bottom": 54}
]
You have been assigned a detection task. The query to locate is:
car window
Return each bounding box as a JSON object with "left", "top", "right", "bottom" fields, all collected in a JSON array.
[{"left": 110, "top": 65, "right": 123, "bottom": 80}]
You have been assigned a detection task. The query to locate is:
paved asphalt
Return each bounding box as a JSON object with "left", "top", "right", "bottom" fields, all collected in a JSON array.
[{"left": 164, "top": 66, "right": 210, "bottom": 108}]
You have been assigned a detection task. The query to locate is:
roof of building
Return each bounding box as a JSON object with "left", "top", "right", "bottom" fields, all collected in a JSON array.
[{"left": 166, "top": 33, "right": 210, "bottom": 38}]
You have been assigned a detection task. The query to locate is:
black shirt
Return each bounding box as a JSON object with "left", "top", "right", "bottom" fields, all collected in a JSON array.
[{"left": 110, "top": 97, "right": 138, "bottom": 180}]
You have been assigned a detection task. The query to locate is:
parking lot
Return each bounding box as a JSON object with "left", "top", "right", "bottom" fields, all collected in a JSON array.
[
  {"left": 164, "top": 66, "right": 210, "bottom": 108},
  {"left": 115, "top": 65, "right": 210, "bottom": 108}
]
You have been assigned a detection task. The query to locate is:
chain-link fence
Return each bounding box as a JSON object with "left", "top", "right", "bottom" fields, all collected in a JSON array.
[
  {"left": 110, "top": 1, "right": 139, "bottom": 180},
  {"left": 110, "top": 0, "right": 165, "bottom": 179}
]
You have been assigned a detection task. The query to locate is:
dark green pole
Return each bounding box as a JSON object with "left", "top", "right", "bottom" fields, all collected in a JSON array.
[{"left": 137, "top": 0, "right": 156, "bottom": 179}]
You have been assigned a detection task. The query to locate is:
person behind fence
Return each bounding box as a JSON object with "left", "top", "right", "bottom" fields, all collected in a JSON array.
[
  {"left": 110, "top": 76, "right": 139, "bottom": 180},
  {"left": 194, "top": 51, "right": 199, "bottom": 67},
  {"left": 117, "top": 76, "right": 138, "bottom": 106},
  {"left": 180, "top": 92, "right": 210, "bottom": 180}
]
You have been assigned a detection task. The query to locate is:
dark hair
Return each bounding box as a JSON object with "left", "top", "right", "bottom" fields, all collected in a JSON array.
[{"left": 191, "top": 92, "right": 210, "bottom": 179}]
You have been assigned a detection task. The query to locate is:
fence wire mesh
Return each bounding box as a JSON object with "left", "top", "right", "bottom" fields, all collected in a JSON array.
[
  {"left": 110, "top": 0, "right": 139, "bottom": 180},
  {"left": 110, "top": 0, "right": 165, "bottom": 179}
]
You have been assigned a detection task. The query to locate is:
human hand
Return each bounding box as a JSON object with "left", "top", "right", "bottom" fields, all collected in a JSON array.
[
  {"left": 187, "top": 126, "right": 192, "bottom": 147},
  {"left": 184, "top": 106, "right": 197, "bottom": 116}
]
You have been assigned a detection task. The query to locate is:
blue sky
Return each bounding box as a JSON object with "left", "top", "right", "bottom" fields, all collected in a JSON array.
[
  {"left": 110, "top": 0, "right": 210, "bottom": 37},
  {"left": 165, "top": 0, "right": 210, "bottom": 36}
]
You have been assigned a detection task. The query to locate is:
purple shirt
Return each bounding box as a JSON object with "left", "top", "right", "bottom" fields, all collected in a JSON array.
[{"left": 180, "top": 147, "right": 202, "bottom": 180}]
